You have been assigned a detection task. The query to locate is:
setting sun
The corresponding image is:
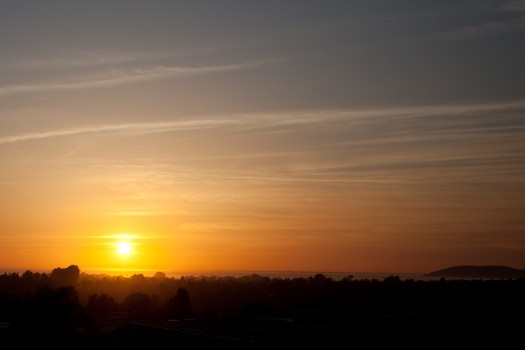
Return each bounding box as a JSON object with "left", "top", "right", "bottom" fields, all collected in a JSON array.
[
  {"left": 117, "top": 242, "right": 131, "bottom": 255},
  {"left": 0, "top": 1, "right": 524, "bottom": 277},
  {"left": 0, "top": 1, "right": 524, "bottom": 347}
]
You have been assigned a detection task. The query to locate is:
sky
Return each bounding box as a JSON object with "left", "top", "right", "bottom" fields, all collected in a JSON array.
[{"left": 1, "top": 0, "right": 525, "bottom": 275}]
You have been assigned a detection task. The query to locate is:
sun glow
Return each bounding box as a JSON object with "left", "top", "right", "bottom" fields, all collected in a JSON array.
[
  {"left": 117, "top": 241, "right": 132, "bottom": 255},
  {"left": 69, "top": 231, "right": 174, "bottom": 275}
]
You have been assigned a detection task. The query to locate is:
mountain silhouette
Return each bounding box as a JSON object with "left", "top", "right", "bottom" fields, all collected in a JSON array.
[{"left": 425, "top": 265, "right": 525, "bottom": 279}]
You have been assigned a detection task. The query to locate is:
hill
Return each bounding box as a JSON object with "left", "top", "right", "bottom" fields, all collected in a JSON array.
[{"left": 425, "top": 265, "right": 525, "bottom": 279}]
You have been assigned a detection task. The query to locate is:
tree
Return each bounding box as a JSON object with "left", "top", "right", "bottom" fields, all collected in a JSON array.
[
  {"left": 50, "top": 265, "right": 80, "bottom": 286},
  {"left": 154, "top": 271, "right": 166, "bottom": 279},
  {"left": 166, "top": 288, "right": 193, "bottom": 319},
  {"left": 121, "top": 292, "right": 151, "bottom": 316},
  {"left": 21, "top": 270, "right": 35, "bottom": 288},
  {"left": 87, "top": 293, "right": 118, "bottom": 316},
  {"left": 16, "top": 286, "right": 82, "bottom": 340}
]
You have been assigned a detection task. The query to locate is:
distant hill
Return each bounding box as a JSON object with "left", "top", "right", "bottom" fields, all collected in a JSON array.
[{"left": 425, "top": 265, "right": 525, "bottom": 279}]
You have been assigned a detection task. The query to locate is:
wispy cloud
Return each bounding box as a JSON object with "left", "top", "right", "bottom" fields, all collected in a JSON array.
[
  {"left": 344, "top": 11, "right": 525, "bottom": 52},
  {"left": 440, "top": 17, "right": 525, "bottom": 40},
  {"left": 5, "top": 51, "right": 169, "bottom": 70},
  {"left": 0, "top": 119, "right": 240, "bottom": 144},
  {"left": 500, "top": 0, "right": 525, "bottom": 13},
  {"left": 2, "top": 46, "right": 228, "bottom": 70},
  {"left": 0, "top": 58, "right": 281, "bottom": 97},
  {"left": 1, "top": 100, "right": 524, "bottom": 145}
]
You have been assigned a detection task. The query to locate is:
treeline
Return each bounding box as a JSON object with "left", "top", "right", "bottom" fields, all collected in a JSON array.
[{"left": 1, "top": 266, "right": 525, "bottom": 347}]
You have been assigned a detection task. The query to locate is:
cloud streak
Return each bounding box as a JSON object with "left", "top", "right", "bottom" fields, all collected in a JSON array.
[
  {"left": 1, "top": 100, "right": 524, "bottom": 145},
  {"left": 0, "top": 58, "right": 281, "bottom": 97},
  {"left": 0, "top": 119, "right": 241, "bottom": 145},
  {"left": 440, "top": 16, "right": 525, "bottom": 40},
  {"left": 4, "top": 51, "right": 172, "bottom": 70}
]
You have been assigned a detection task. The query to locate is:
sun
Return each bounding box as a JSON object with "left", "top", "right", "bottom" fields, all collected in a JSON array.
[{"left": 117, "top": 242, "right": 132, "bottom": 255}]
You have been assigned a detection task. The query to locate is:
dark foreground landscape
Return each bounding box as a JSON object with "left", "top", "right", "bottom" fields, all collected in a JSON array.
[{"left": 1, "top": 265, "right": 524, "bottom": 349}]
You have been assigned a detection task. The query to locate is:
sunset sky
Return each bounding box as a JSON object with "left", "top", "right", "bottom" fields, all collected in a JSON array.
[{"left": 1, "top": 1, "right": 525, "bottom": 275}]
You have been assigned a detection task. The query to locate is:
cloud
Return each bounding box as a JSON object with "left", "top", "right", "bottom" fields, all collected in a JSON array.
[
  {"left": 0, "top": 119, "right": 241, "bottom": 144},
  {"left": 3, "top": 46, "right": 229, "bottom": 70},
  {"left": 500, "top": 0, "right": 525, "bottom": 12},
  {"left": 441, "top": 17, "right": 525, "bottom": 40},
  {"left": 0, "top": 58, "right": 282, "bottom": 97},
  {"left": 1, "top": 100, "right": 524, "bottom": 145},
  {"left": 4, "top": 51, "right": 170, "bottom": 70}
]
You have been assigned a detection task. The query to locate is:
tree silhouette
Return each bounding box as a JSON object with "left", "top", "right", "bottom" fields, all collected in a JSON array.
[
  {"left": 0, "top": 291, "right": 18, "bottom": 320},
  {"left": 50, "top": 265, "right": 80, "bottom": 286},
  {"left": 166, "top": 288, "right": 193, "bottom": 319},
  {"left": 87, "top": 293, "right": 118, "bottom": 316},
  {"left": 154, "top": 271, "right": 166, "bottom": 279},
  {"left": 2, "top": 266, "right": 525, "bottom": 347},
  {"left": 14, "top": 286, "right": 83, "bottom": 344},
  {"left": 121, "top": 292, "right": 152, "bottom": 317}
]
